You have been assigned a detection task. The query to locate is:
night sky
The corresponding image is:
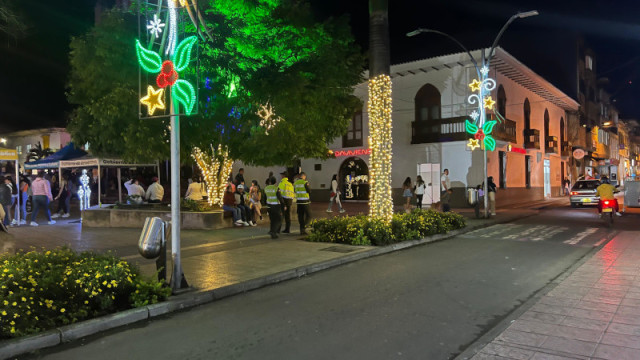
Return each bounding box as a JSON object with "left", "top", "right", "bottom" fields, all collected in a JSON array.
[{"left": 2, "top": 0, "right": 640, "bottom": 133}]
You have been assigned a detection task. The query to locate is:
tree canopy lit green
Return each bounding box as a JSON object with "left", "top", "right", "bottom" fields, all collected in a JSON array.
[{"left": 67, "top": 0, "right": 364, "bottom": 166}]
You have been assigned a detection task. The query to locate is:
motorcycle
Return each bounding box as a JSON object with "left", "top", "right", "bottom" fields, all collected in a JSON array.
[{"left": 598, "top": 199, "right": 618, "bottom": 227}]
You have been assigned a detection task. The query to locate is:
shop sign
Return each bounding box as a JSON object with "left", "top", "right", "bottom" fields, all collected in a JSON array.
[
  {"left": 610, "top": 158, "right": 620, "bottom": 166},
  {"left": 0, "top": 148, "right": 18, "bottom": 161},
  {"left": 507, "top": 145, "right": 526, "bottom": 154},
  {"left": 334, "top": 148, "right": 371, "bottom": 157},
  {"left": 572, "top": 149, "right": 585, "bottom": 160}
]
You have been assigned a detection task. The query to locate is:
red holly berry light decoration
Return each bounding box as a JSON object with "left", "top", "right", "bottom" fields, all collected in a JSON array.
[
  {"left": 474, "top": 130, "right": 485, "bottom": 141},
  {"left": 156, "top": 60, "right": 179, "bottom": 88}
]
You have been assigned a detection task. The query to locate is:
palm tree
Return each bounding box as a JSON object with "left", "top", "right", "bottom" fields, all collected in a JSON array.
[
  {"left": 368, "top": 0, "right": 393, "bottom": 221},
  {"left": 26, "top": 141, "right": 53, "bottom": 162}
]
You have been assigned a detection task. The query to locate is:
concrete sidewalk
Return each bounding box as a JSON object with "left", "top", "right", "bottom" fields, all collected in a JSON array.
[{"left": 465, "top": 231, "right": 640, "bottom": 360}]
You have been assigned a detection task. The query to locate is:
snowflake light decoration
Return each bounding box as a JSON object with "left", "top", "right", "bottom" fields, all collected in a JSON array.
[
  {"left": 147, "top": 14, "right": 165, "bottom": 38},
  {"left": 256, "top": 102, "right": 283, "bottom": 135}
]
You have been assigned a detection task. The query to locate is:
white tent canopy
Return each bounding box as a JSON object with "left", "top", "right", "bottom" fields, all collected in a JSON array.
[{"left": 59, "top": 156, "right": 159, "bottom": 205}]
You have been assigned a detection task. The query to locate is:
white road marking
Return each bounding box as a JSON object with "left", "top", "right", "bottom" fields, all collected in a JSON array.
[
  {"left": 564, "top": 228, "right": 599, "bottom": 245},
  {"left": 593, "top": 238, "right": 608, "bottom": 247}
]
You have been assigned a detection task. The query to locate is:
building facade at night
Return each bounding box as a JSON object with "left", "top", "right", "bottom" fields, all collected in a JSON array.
[
  {"left": 235, "top": 48, "right": 580, "bottom": 208},
  {"left": 0, "top": 128, "right": 71, "bottom": 167}
]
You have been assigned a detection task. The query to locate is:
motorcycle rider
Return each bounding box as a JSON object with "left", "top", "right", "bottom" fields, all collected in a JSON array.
[{"left": 595, "top": 176, "right": 622, "bottom": 217}]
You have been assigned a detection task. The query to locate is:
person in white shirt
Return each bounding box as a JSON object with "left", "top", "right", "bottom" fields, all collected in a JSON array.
[
  {"left": 326, "top": 174, "right": 345, "bottom": 213},
  {"left": 124, "top": 179, "right": 145, "bottom": 197},
  {"left": 414, "top": 175, "right": 426, "bottom": 209},
  {"left": 185, "top": 178, "right": 205, "bottom": 201},
  {"left": 145, "top": 177, "right": 164, "bottom": 203},
  {"left": 441, "top": 169, "right": 450, "bottom": 196}
]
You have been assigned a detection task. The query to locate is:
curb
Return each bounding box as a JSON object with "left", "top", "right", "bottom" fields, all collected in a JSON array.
[{"left": 0, "top": 212, "right": 535, "bottom": 359}]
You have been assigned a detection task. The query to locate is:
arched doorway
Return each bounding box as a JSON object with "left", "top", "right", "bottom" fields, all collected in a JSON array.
[{"left": 338, "top": 157, "right": 369, "bottom": 200}]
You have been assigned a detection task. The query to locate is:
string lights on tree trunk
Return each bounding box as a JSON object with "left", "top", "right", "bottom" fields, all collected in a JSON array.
[
  {"left": 191, "top": 145, "right": 233, "bottom": 206},
  {"left": 367, "top": 74, "right": 393, "bottom": 222}
]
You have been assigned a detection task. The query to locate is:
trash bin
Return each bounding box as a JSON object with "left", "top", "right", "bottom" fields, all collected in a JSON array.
[
  {"left": 138, "top": 217, "right": 165, "bottom": 259},
  {"left": 467, "top": 188, "right": 478, "bottom": 206}
]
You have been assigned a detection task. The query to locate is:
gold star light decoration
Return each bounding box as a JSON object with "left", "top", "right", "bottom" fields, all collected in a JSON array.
[
  {"left": 483, "top": 96, "right": 495, "bottom": 110},
  {"left": 467, "top": 138, "right": 480, "bottom": 150},
  {"left": 140, "top": 85, "right": 166, "bottom": 115},
  {"left": 468, "top": 79, "right": 482, "bottom": 92}
]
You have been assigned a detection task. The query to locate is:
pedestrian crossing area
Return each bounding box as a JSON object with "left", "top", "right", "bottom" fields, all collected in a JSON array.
[{"left": 460, "top": 224, "right": 612, "bottom": 247}]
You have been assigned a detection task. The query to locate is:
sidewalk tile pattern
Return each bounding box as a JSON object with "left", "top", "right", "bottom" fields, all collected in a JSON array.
[{"left": 471, "top": 231, "right": 640, "bottom": 360}]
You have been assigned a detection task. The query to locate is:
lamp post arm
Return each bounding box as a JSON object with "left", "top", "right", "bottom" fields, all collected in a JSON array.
[{"left": 414, "top": 29, "right": 481, "bottom": 78}]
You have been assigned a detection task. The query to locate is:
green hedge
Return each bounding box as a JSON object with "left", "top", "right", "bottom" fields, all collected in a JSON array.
[
  {"left": 308, "top": 209, "right": 466, "bottom": 246},
  {"left": 0, "top": 248, "right": 171, "bottom": 338}
]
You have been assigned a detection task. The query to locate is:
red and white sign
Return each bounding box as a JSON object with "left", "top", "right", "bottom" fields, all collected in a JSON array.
[
  {"left": 334, "top": 148, "right": 371, "bottom": 157},
  {"left": 508, "top": 145, "right": 526, "bottom": 154},
  {"left": 573, "top": 149, "right": 585, "bottom": 160}
]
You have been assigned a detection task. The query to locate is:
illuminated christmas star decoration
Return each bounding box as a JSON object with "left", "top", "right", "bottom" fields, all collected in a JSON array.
[
  {"left": 483, "top": 96, "right": 495, "bottom": 110},
  {"left": 140, "top": 85, "right": 166, "bottom": 115},
  {"left": 147, "top": 14, "right": 165, "bottom": 38},
  {"left": 470, "top": 110, "right": 479, "bottom": 121},
  {"left": 256, "top": 102, "right": 283, "bottom": 135},
  {"left": 480, "top": 66, "right": 489, "bottom": 77},
  {"left": 467, "top": 138, "right": 480, "bottom": 150},
  {"left": 468, "top": 79, "right": 482, "bottom": 92}
]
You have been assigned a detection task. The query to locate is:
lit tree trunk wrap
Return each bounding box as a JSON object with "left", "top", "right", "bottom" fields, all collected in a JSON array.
[
  {"left": 191, "top": 145, "right": 233, "bottom": 206},
  {"left": 368, "top": 75, "right": 393, "bottom": 221}
]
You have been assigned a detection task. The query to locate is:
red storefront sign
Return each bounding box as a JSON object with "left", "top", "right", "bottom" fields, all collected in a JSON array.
[
  {"left": 334, "top": 148, "right": 372, "bottom": 157},
  {"left": 507, "top": 145, "right": 526, "bottom": 154}
]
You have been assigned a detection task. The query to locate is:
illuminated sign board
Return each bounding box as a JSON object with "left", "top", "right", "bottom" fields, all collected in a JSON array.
[{"left": 333, "top": 148, "right": 371, "bottom": 157}]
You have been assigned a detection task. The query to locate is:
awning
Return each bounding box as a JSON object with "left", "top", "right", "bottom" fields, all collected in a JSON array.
[{"left": 24, "top": 142, "right": 87, "bottom": 169}]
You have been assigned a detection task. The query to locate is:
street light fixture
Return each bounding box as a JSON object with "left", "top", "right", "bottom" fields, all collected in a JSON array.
[
  {"left": 407, "top": 10, "right": 538, "bottom": 218},
  {"left": 0, "top": 138, "right": 6, "bottom": 145}
]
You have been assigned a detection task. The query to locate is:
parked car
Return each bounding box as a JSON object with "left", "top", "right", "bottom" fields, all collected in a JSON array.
[{"left": 570, "top": 180, "right": 600, "bottom": 207}]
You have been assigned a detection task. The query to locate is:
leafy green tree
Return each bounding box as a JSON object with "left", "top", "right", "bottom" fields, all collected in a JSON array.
[{"left": 67, "top": 1, "right": 364, "bottom": 165}]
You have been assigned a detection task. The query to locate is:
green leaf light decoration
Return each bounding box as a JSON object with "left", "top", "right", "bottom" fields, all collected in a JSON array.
[{"left": 136, "top": 36, "right": 197, "bottom": 116}]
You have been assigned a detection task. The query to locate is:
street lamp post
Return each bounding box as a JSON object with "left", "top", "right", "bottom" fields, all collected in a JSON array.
[{"left": 407, "top": 10, "right": 538, "bottom": 218}]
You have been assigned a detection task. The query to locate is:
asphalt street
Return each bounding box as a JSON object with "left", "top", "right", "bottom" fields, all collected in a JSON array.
[{"left": 22, "top": 204, "right": 640, "bottom": 360}]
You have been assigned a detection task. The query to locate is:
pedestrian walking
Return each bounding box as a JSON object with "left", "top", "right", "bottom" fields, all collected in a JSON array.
[
  {"left": 52, "top": 173, "right": 72, "bottom": 218},
  {"left": 294, "top": 172, "right": 311, "bottom": 235},
  {"left": 249, "top": 180, "right": 263, "bottom": 221},
  {"left": 264, "top": 176, "right": 284, "bottom": 239},
  {"left": 278, "top": 171, "right": 294, "bottom": 233},
  {"left": 0, "top": 176, "right": 12, "bottom": 226},
  {"left": 441, "top": 169, "right": 450, "bottom": 196},
  {"left": 487, "top": 176, "right": 497, "bottom": 216},
  {"left": 414, "top": 175, "right": 426, "bottom": 209},
  {"left": 16, "top": 175, "right": 29, "bottom": 225},
  {"left": 5, "top": 176, "right": 17, "bottom": 225},
  {"left": 564, "top": 178, "right": 571, "bottom": 196},
  {"left": 402, "top": 177, "right": 413, "bottom": 213},
  {"left": 30, "top": 171, "right": 55, "bottom": 226},
  {"left": 326, "top": 174, "right": 345, "bottom": 213},
  {"left": 441, "top": 189, "right": 452, "bottom": 212}
]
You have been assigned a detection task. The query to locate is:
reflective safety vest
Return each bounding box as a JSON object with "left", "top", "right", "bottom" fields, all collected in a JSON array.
[
  {"left": 264, "top": 185, "right": 279, "bottom": 205},
  {"left": 278, "top": 179, "right": 295, "bottom": 199},
  {"left": 294, "top": 179, "right": 309, "bottom": 202}
]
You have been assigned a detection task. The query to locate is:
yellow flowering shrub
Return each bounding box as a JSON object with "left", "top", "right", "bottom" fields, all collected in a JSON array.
[
  {"left": 308, "top": 209, "right": 466, "bottom": 246},
  {"left": 0, "top": 247, "right": 170, "bottom": 338}
]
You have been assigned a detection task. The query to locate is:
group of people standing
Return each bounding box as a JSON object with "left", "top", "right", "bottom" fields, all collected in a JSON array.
[
  {"left": 400, "top": 169, "right": 498, "bottom": 215},
  {"left": 0, "top": 171, "right": 74, "bottom": 230},
  {"left": 221, "top": 169, "right": 313, "bottom": 239}
]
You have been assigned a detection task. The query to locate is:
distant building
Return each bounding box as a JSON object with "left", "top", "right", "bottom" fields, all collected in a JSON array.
[
  {"left": 234, "top": 48, "right": 580, "bottom": 208},
  {"left": 0, "top": 128, "right": 71, "bottom": 167}
]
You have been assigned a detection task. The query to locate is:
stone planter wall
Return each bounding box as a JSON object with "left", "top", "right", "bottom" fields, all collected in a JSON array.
[{"left": 82, "top": 205, "right": 234, "bottom": 229}]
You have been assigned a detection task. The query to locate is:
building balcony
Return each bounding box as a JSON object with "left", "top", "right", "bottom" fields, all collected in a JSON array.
[
  {"left": 493, "top": 118, "right": 517, "bottom": 144},
  {"left": 545, "top": 135, "right": 558, "bottom": 154},
  {"left": 561, "top": 141, "right": 571, "bottom": 157},
  {"left": 524, "top": 129, "right": 540, "bottom": 149},
  {"left": 411, "top": 116, "right": 468, "bottom": 144}
]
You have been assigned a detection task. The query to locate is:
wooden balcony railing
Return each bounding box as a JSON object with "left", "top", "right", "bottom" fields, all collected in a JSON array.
[
  {"left": 545, "top": 136, "right": 558, "bottom": 154},
  {"left": 493, "top": 118, "right": 517, "bottom": 143},
  {"left": 411, "top": 116, "right": 468, "bottom": 144},
  {"left": 524, "top": 129, "right": 540, "bottom": 149},
  {"left": 561, "top": 141, "right": 570, "bottom": 157}
]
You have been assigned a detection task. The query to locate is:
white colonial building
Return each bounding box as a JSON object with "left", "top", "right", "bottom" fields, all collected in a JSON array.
[{"left": 235, "top": 48, "right": 579, "bottom": 208}]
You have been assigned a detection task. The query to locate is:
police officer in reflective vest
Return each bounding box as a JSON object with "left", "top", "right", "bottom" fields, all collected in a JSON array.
[
  {"left": 294, "top": 172, "right": 311, "bottom": 235},
  {"left": 278, "top": 171, "right": 295, "bottom": 233},
  {"left": 264, "top": 176, "right": 284, "bottom": 239}
]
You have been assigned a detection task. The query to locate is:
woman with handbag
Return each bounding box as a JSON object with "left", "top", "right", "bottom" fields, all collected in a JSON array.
[{"left": 326, "top": 174, "right": 345, "bottom": 213}]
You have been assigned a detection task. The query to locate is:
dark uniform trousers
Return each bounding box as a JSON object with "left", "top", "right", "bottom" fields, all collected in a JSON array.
[
  {"left": 281, "top": 198, "right": 293, "bottom": 232},
  {"left": 297, "top": 202, "right": 311, "bottom": 232},
  {"left": 268, "top": 204, "right": 282, "bottom": 236}
]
